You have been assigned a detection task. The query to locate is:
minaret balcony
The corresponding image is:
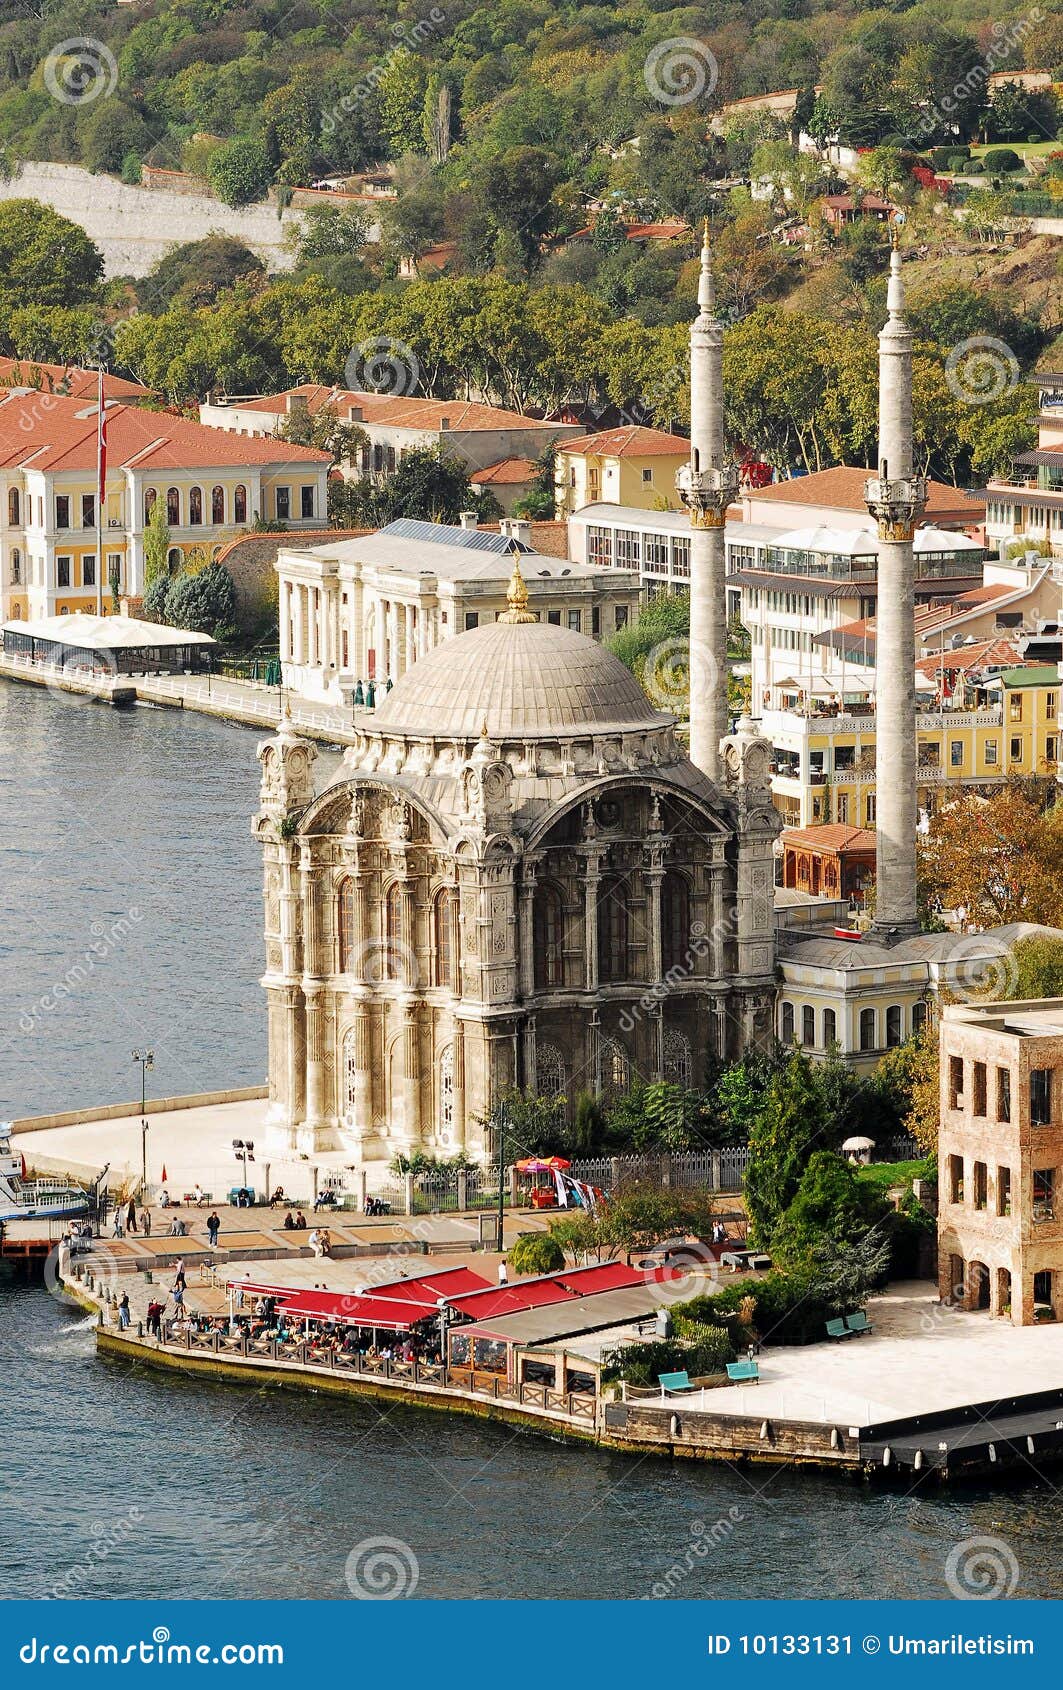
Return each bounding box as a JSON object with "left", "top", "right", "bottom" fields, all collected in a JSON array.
[
  {"left": 676, "top": 462, "right": 740, "bottom": 524},
  {"left": 864, "top": 472, "right": 929, "bottom": 531}
]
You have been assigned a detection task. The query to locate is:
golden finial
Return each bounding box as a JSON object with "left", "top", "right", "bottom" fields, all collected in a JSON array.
[{"left": 499, "top": 555, "right": 537, "bottom": 624}]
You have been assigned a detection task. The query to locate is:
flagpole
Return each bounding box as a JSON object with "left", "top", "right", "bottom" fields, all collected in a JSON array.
[{"left": 96, "top": 364, "right": 104, "bottom": 616}]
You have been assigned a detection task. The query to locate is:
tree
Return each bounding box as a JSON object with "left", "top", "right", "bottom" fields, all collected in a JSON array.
[
  {"left": 917, "top": 783, "right": 1063, "bottom": 926},
  {"left": 1005, "top": 935, "right": 1063, "bottom": 1001},
  {"left": 165, "top": 562, "right": 238, "bottom": 642},
  {"left": 142, "top": 498, "right": 171, "bottom": 590},
  {"left": 856, "top": 146, "right": 908, "bottom": 201},
  {"left": 277, "top": 407, "right": 366, "bottom": 470},
  {"left": 772, "top": 1151, "right": 883, "bottom": 1269},
  {"left": 0, "top": 201, "right": 103, "bottom": 315},
  {"left": 289, "top": 204, "right": 371, "bottom": 263},
  {"left": 139, "top": 235, "right": 265, "bottom": 311},
  {"left": 604, "top": 1187, "right": 717, "bottom": 1261},
  {"left": 743, "top": 1049, "right": 828, "bottom": 1247},
  {"left": 373, "top": 445, "right": 482, "bottom": 526},
  {"left": 508, "top": 1233, "right": 564, "bottom": 1276},
  {"left": 473, "top": 146, "right": 562, "bottom": 274},
  {"left": 208, "top": 137, "right": 273, "bottom": 207},
  {"left": 904, "top": 1020, "right": 939, "bottom": 1156}
]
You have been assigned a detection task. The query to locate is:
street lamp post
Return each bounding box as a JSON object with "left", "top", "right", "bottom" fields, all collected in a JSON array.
[
  {"left": 495, "top": 1102, "right": 507, "bottom": 1255},
  {"left": 132, "top": 1049, "right": 154, "bottom": 1190},
  {"left": 232, "top": 1139, "right": 255, "bottom": 1203}
]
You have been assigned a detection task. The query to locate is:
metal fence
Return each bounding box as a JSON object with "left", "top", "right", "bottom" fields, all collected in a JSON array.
[{"left": 569, "top": 1148, "right": 751, "bottom": 1193}]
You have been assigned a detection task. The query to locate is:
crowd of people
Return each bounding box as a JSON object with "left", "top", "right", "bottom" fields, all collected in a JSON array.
[{"left": 155, "top": 1298, "right": 444, "bottom": 1368}]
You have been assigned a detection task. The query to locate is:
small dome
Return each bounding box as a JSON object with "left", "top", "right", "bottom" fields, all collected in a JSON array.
[{"left": 370, "top": 619, "right": 669, "bottom": 739}]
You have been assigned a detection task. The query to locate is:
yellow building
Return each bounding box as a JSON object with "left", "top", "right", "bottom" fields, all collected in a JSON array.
[
  {"left": 765, "top": 664, "right": 1060, "bottom": 830},
  {"left": 554, "top": 425, "right": 689, "bottom": 517},
  {"left": 0, "top": 391, "right": 330, "bottom": 621}
]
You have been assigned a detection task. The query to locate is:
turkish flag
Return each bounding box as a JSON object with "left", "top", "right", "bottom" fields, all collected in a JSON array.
[{"left": 160, "top": 1165, "right": 168, "bottom": 1182}]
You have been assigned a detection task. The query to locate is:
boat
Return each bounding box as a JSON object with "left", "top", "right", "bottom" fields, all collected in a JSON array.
[{"left": 0, "top": 1123, "right": 89, "bottom": 1221}]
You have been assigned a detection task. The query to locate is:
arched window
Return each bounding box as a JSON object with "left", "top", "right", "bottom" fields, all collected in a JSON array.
[
  {"left": 433, "top": 888, "right": 453, "bottom": 989},
  {"left": 801, "top": 1005, "right": 815, "bottom": 1047},
  {"left": 8, "top": 487, "right": 19, "bottom": 525},
  {"left": 188, "top": 486, "right": 203, "bottom": 525},
  {"left": 912, "top": 1000, "right": 928, "bottom": 1037},
  {"left": 823, "top": 1007, "right": 838, "bottom": 1048},
  {"left": 234, "top": 484, "right": 247, "bottom": 523},
  {"left": 211, "top": 485, "right": 225, "bottom": 524},
  {"left": 439, "top": 1045, "right": 454, "bottom": 1140},
  {"left": 342, "top": 1027, "right": 358, "bottom": 1117},
  {"left": 663, "top": 1028, "right": 692, "bottom": 1088},
  {"left": 886, "top": 1004, "right": 903, "bottom": 1048},
  {"left": 167, "top": 546, "right": 182, "bottom": 569},
  {"left": 599, "top": 1036, "right": 629, "bottom": 1098},
  {"left": 384, "top": 882, "right": 405, "bottom": 981},
  {"left": 859, "top": 1007, "right": 876, "bottom": 1052},
  {"left": 781, "top": 1001, "right": 795, "bottom": 1044},
  {"left": 597, "top": 877, "right": 631, "bottom": 984},
  {"left": 660, "top": 870, "right": 691, "bottom": 973},
  {"left": 533, "top": 882, "right": 564, "bottom": 988},
  {"left": 166, "top": 487, "right": 180, "bottom": 525},
  {"left": 10, "top": 547, "right": 20, "bottom": 584},
  {"left": 338, "top": 878, "right": 357, "bottom": 973},
  {"left": 144, "top": 487, "right": 157, "bottom": 524},
  {"left": 536, "top": 1043, "right": 566, "bottom": 1099}
]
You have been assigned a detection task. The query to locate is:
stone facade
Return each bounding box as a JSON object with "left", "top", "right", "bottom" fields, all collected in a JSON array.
[
  {"left": 938, "top": 1000, "right": 1063, "bottom": 1325},
  {"left": 255, "top": 588, "right": 778, "bottom": 1164}
]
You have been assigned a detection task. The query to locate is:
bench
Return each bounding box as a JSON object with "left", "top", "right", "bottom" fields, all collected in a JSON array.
[
  {"left": 826, "top": 1318, "right": 853, "bottom": 1341},
  {"left": 726, "top": 1359, "right": 760, "bottom": 1384},
  {"left": 846, "top": 1310, "right": 873, "bottom": 1336},
  {"left": 658, "top": 1370, "right": 698, "bottom": 1396}
]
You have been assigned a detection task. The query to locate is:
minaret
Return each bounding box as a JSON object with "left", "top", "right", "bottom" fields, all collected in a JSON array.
[
  {"left": 864, "top": 238, "right": 927, "bottom": 937},
  {"left": 677, "top": 222, "right": 738, "bottom": 782}
]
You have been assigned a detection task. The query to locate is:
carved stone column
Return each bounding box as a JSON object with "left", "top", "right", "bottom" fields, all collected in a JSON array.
[
  {"left": 401, "top": 1002, "right": 421, "bottom": 1144},
  {"left": 304, "top": 984, "right": 325, "bottom": 1126},
  {"left": 581, "top": 848, "right": 604, "bottom": 993},
  {"left": 518, "top": 856, "right": 538, "bottom": 998},
  {"left": 395, "top": 602, "right": 408, "bottom": 678},
  {"left": 644, "top": 846, "right": 665, "bottom": 986},
  {"left": 350, "top": 574, "right": 364, "bottom": 677},
  {"left": 351, "top": 1007, "right": 373, "bottom": 1130},
  {"left": 524, "top": 1012, "right": 537, "bottom": 1095},
  {"left": 451, "top": 1019, "right": 466, "bottom": 1151}
]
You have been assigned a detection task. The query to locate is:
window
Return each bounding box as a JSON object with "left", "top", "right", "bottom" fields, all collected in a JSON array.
[
  {"left": 592, "top": 607, "right": 600, "bottom": 636},
  {"left": 865, "top": 794, "right": 876, "bottom": 826},
  {"left": 859, "top": 1007, "right": 876, "bottom": 1051},
  {"left": 234, "top": 484, "right": 247, "bottom": 523},
  {"left": 276, "top": 486, "right": 291, "bottom": 521},
  {"left": 338, "top": 879, "right": 357, "bottom": 973},
  {"left": 912, "top": 1000, "right": 927, "bottom": 1036},
  {"left": 1010, "top": 736, "right": 1022, "bottom": 761},
  {"left": 886, "top": 1004, "right": 902, "bottom": 1048},
  {"left": 997, "top": 1066, "right": 1011, "bottom": 1123},
  {"left": 536, "top": 1044, "right": 566, "bottom": 1098},
  {"left": 973, "top": 1161, "right": 987, "bottom": 1211},
  {"left": 614, "top": 606, "right": 628, "bottom": 631},
  {"left": 83, "top": 554, "right": 96, "bottom": 587},
  {"left": 547, "top": 609, "right": 561, "bottom": 625},
  {"left": 836, "top": 793, "right": 849, "bottom": 824},
  {"left": 188, "top": 486, "right": 203, "bottom": 526},
  {"left": 212, "top": 485, "right": 225, "bottom": 524},
  {"left": 834, "top": 746, "right": 855, "bottom": 771},
  {"left": 947, "top": 1153, "right": 963, "bottom": 1204},
  {"left": 1031, "top": 1068, "right": 1053, "bottom": 1126},
  {"left": 642, "top": 467, "right": 653, "bottom": 483},
  {"left": 439, "top": 1046, "right": 454, "bottom": 1140},
  {"left": 660, "top": 871, "right": 691, "bottom": 973},
  {"left": 971, "top": 1061, "right": 987, "bottom": 1116},
  {"left": 663, "top": 1029, "right": 692, "bottom": 1087},
  {"left": 985, "top": 739, "right": 998, "bottom": 766},
  {"left": 384, "top": 883, "right": 405, "bottom": 980},
  {"left": 1047, "top": 692, "right": 1057, "bottom": 718},
  {"left": 1048, "top": 736, "right": 1058, "bottom": 765},
  {"left": 997, "top": 1166, "right": 1011, "bottom": 1217},
  {"left": 433, "top": 888, "right": 453, "bottom": 989},
  {"left": 567, "top": 609, "right": 581, "bottom": 632},
  {"left": 464, "top": 612, "right": 478, "bottom": 631},
  {"left": 55, "top": 495, "right": 70, "bottom": 530},
  {"left": 300, "top": 485, "right": 315, "bottom": 519},
  {"left": 533, "top": 883, "right": 564, "bottom": 989},
  {"left": 144, "top": 487, "right": 157, "bottom": 524},
  {"left": 10, "top": 547, "right": 20, "bottom": 585},
  {"left": 599, "top": 1036, "right": 629, "bottom": 1097},
  {"left": 56, "top": 556, "right": 71, "bottom": 588},
  {"left": 949, "top": 1054, "right": 964, "bottom": 1108},
  {"left": 1034, "top": 1168, "right": 1055, "bottom": 1220},
  {"left": 950, "top": 740, "right": 963, "bottom": 768},
  {"left": 801, "top": 1005, "right": 815, "bottom": 1047},
  {"left": 81, "top": 493, "right": 95, "bottom": 529},
  {"left": 7, "top": 487, "right": 18, "bottom": 525},
  {"left": 597, "top": 877, "right": 632, "bottom": 984},
  {"left": 781, "top": 1001, "right": 795, "bottom": 1043},
  {"left": 823, "top": 1007, "right": 837, "bottom": 1047},
  {"left": 107, "top": 554, "right": 121, "bottom": 592}
]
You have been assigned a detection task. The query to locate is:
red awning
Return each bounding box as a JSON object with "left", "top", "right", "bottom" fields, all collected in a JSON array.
[
  {"left": 556, "top": 1263, "right": 645, "bottom": 1295},
  {"left": 447, "top": 1281, "right": 578, "bottom": 1319},
  {"left": 367, "top": 1267, "right": 492, "bottom": 1304}
]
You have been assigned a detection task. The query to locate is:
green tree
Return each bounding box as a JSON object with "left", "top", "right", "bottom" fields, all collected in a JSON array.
[
  {"left": 0, "top": 201, "right": 103, "bottom": 314},
  {"left": 139, "top": 235, "right": 266, "bottom": 310},
  {"left": 208, "top": 137, "right": 273, "bottom": 207},
  {"left": 743, "top": 1049, "right": 828, "bottom": 1248},
  {"left": 508, "top": 1233, "right": 565, "bottom": 1276},
  {"left": 772, "top": 1151, "right": 883, "bottom": 1269},
  {"left": 289, "top": 203, "right": 371, "bottom": 262},
  {"left": 1006, "top": 935, "right": 1063, "bottom": 1000},
  {"left": 142, "top": 498, "right": 171, "bottom": 590},
  {"left": 165, "top": 562, "right": 238, "bottom": 642}
]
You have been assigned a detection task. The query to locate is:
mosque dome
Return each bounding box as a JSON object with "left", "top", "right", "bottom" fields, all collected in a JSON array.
[{"left": 369, "top": 562, "right": 669, "bottom": 740}]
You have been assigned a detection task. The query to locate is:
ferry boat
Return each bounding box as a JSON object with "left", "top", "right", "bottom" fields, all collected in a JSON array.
[{"left": 0, "top": 1123, "right": 89, "bottom": 1221}]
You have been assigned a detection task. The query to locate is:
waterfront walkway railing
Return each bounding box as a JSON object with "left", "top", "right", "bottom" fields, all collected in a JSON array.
[{"left": 157, "top": 1323, "right": 597, "bottom": 1427}]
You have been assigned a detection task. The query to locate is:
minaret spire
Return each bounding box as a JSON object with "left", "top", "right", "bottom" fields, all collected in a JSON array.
[
  {"left": 864, "top": 229, "right": 927, "bottom": 937},
  {"left": 677, "top": 218, "right": 737, "bottom": 781}
]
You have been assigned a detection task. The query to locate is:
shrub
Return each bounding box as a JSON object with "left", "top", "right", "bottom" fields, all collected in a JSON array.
[
  {"left": 982, "top": 148, "right": 1023, "bottom": 173},
  {"left": 966, "top": 159, "right": 984, "bottom": 173},
  {"left": 165, "top": 562, "right": 238, "bottom": 642},
  {"left": 600, "top": 1325, "right": 734, "bottom": 1386},
  {"left": 771, "top": 1150, "right": 884, "bottom": 1267},
  {"left": 946, "top": 154, "right": 970, "bottom": 173},
  {"left": 508, "top": 1233, "right": 565, "bottom": 1276}
]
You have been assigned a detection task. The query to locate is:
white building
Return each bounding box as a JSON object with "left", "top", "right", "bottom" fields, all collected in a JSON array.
[{"left": 278, "top": 518, "right": 642, "bottom": 707}]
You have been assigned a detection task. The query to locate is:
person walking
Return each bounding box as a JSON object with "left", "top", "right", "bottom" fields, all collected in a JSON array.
[
  {"left": 141, "top": 1209, "right": 152, "bottom": 1237},
  {"left": 111, "top": 1206, "right": 124, "bottom": 1239},
  {"left": 498, "top": 1260, "right": 509, "bottom": 1286},
  {"left": 173, "top": 1257, "right": 186, "bottom": 1292},
  {"left": 117, "top": 1292, "right": 130, "bottom": 1330},
  {"left": 126, "top": 1199, "right": 138, "bottom": 1234},
  {"left": 206, "top": 1211, "right": 220, "bottom": 1249},
  {"left": 170, "top": 1279, "right": 185, "bottom": 1313}
]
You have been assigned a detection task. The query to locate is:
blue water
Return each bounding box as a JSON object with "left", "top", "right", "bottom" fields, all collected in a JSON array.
[{"left": 1, "top": 684, "right": 1062, "bottom": 1601}]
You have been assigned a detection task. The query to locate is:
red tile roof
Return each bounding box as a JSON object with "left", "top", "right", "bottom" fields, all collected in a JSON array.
[
  {"left": 470, "top": 456, "right": 535, "bottom": 485},
  {"left": 747, "top": 467, "right": 984, "bottom": 521},
  {"left": 914, "top": 637, "right": 1021, "bottom": 677},
  {"left": 0, "top": 392, "right": 329, "bottom": 474},
  {"left": 560, "top": 425, "right": 688, "bottom": 458},
  {"left": 0, "top": 357, "right": 151, "bottom": 401},
  {"left": 227, "top": 385, "right": 557, "bottom": 433},
  {"left": 782, "top": 825, "right": 877, "bottom": 852}
]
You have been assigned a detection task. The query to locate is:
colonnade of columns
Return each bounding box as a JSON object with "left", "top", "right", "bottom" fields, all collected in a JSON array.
[{"left": 280, "top": 573, "right": 439, "bottom": 679}]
